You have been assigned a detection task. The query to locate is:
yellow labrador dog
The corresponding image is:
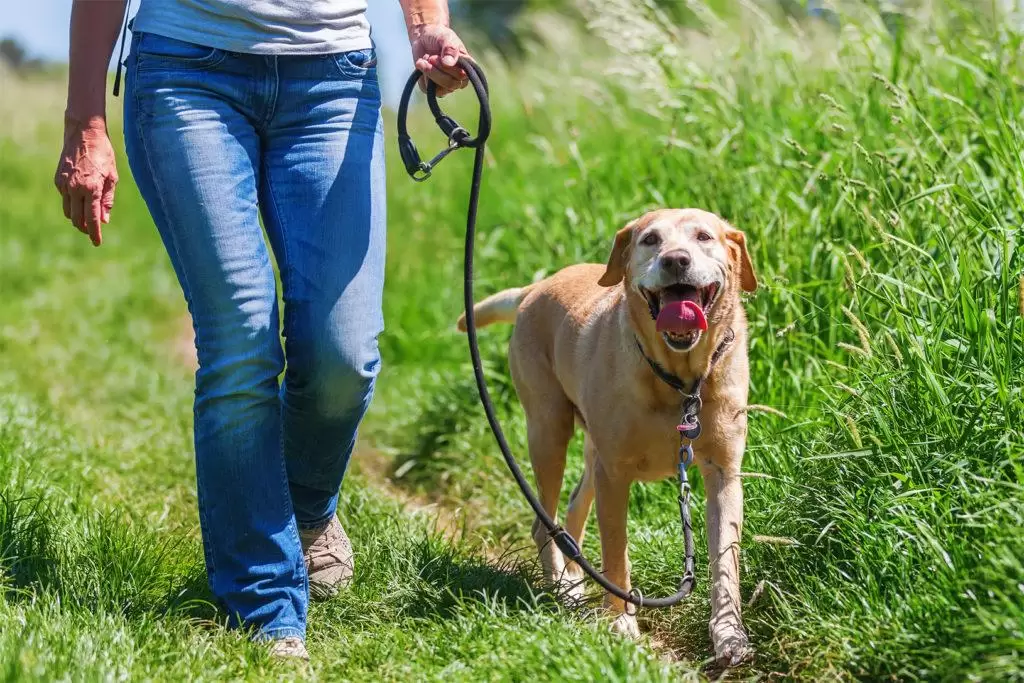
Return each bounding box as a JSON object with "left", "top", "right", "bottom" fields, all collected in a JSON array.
[{"left": 458, "top": 208, "right": 757, "bottom": 666}]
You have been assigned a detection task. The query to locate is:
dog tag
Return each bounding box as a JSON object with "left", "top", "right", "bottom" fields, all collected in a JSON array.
[{"left": 677, "top": 420, "right": 701, "bottom": 440}]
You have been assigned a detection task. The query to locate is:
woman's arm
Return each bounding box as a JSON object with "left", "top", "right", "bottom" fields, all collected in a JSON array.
[
  {"left": 55, "top": 0, "right": 125, "bottom": 246},
  {"left": 398, "top": 0, "right": 470, "bottom": 96}
]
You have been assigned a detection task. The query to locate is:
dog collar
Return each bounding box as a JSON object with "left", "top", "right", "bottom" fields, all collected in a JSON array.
[{"left": 634, "top": 328, "right": 736, "bottom": 442}]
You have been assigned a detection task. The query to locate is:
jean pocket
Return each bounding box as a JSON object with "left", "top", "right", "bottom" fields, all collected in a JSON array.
[
  {"left": 135, "top": 32, "right": 227, "bottom": 70},
  {"left": 332, "top": 48, "right": 378, "bottom": 79}
]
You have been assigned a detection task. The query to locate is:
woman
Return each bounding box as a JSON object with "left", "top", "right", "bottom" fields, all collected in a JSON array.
[{"left": 54, "top": 0, "right": 470, "bottom": 660}]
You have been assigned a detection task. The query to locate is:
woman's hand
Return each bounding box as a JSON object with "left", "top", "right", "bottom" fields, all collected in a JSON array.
[
  {"left": 54, "top": 116, "right": 118, "bottom": 247},
  {"left": 409, "top": 24, "right": 472, "bottom": 97}
]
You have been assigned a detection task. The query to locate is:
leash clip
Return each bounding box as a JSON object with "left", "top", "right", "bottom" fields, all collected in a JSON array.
[
  {"left": 678, "top": 441, "right": 695, "bottom": 469},
  {"left": 400, "top": 129, "right": 468, "bottom": 183},
  {"left": 398, "top": 135, "right": 431, "bottom": 181}
]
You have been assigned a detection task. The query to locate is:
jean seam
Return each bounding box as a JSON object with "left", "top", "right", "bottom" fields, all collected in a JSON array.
[
  {"left": 281, "top": 450, "right": 309, "bottom": 602},
  {"left": 262, "top": 56, "right": 280, "bottom": 131},
  {"left": 261, "top": 166, "right": 292, "bottom": 308}
]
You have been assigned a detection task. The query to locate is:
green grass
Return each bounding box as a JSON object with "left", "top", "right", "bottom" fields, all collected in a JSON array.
[{"left": 2, "top": 1, "right": 1023, "bottom": 679}]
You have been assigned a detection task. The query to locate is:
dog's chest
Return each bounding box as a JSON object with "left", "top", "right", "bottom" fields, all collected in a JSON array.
[{"left": 593, "top": 406, "right": 688, "bottom": 481}]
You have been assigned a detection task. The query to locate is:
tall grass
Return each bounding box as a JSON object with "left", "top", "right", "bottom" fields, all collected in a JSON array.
[{"left": 373, "top": 1, "right": 1024, "bottom": 678}]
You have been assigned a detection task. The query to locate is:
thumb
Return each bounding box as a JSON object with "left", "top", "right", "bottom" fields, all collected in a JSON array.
[{"left": 441, "top": 40, "right": 460, "bottom": 67}]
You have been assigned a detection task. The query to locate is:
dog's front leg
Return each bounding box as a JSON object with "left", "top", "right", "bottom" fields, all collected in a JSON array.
[
  {"left": 700, "top": 459, "right": 751, "bottom": 666},
  {"left": 595, "top": 463, "right": 639, "bottom": 638}
]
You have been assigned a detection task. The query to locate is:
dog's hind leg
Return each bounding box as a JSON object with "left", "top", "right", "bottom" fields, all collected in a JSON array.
[
  {"left": 524, "top": 396, "right": 575, "bottom": 588},
  {"left": 560, "top": 437, "right": 596, "bottom": 602}
]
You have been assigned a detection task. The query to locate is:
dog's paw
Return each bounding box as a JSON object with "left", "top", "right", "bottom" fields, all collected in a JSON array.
[
  {"left": 609, "top": 612, "right": 641, "bottom": 639},
  {"left": 711, "top": 623, "right": 752, "bottom": 667}
]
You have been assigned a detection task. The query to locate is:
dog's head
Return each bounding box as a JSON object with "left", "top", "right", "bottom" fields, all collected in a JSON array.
[{"left": 598, "top": 208, "right": 757, "bottom": 352}]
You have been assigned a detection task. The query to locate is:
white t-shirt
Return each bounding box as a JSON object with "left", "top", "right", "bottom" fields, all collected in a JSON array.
[{"left": 132, "top": 0, "right": 373, "bottom": 55}]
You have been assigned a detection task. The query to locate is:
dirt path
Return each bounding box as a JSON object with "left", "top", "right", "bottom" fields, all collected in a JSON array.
[{"left": 350, "top": 448, "right": 476, "bottom": 547}]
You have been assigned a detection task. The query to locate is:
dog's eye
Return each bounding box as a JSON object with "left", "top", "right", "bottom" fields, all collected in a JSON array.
[
  {"left": 640, "top": 232, "right": 661, "bottom": 246},
  {"left": 696, "top": 231, "right": 713, "bottom": 242}
]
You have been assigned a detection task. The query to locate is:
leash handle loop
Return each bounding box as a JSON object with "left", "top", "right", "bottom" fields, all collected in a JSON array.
[{"left": 396, "top": 58, "right": 491, "bottom": 182}]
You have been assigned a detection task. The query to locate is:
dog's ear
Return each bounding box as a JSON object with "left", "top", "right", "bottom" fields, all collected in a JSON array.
[
  {"left": 598, "top": 221, "right": 637, "bottom": 287},
  {"left": 725, "top": 227, "right": 758, "bottom": 293}
]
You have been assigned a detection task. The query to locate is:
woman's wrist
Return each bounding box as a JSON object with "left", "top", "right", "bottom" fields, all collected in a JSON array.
[
  {"left": 64, "top": 87, "right": 108, "bottom": 129},
  {"left": 401, "top": 0, "right": 450, "bottom": 38},
  {"left": 64, "top": 111, "right": 108, "bottom": 133}
]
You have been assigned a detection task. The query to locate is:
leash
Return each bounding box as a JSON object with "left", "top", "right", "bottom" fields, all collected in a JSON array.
[{"left": 397, "top": 60, "right": 718, "bottom": 608}]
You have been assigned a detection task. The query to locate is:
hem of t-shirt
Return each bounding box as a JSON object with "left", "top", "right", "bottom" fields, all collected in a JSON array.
[{"left": 131, "top": 21, "right": 375, "bottom": 56}]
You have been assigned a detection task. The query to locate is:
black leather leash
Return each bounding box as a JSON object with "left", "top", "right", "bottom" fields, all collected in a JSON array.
[{"left": 397, "top": 60, "right": 717, "bottom": 608}]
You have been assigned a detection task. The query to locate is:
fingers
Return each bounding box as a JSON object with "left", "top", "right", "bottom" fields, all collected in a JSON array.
[
  {"left": 87, "top": 195, "right": 103, "bottom": 246},
  {"left": 61, "top": 179, "right": 109, "bottom": 243},
  {"left": 426, "top": 68, "right": 464, "bottom": 93},
  {"left": 416, "top": 54, "right": 466, "bottom": 97},
  {"left": 101, "top": 176, "right": 116, "bottom": 224},
  {"left": 69, "top": 194, "right": 85, "bottom": 235},
  {"left": 58, "top": 183, "right": 88, "bottom": 237},
  {"left": 416, "top": 57, "right": 454, "bottom": 97},
  {"left": 432, "top": 49, "right": 468, "bottom": 83}
]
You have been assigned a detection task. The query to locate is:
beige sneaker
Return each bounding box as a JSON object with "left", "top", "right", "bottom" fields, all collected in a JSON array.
[
  {"left": 299, "top": 515, "right": 354, "bottom": 600},
  {"left": 269, "top": 636, "right": 309, "bottom": 661}
]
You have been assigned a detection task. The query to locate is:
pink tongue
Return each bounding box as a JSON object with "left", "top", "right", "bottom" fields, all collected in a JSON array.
[{"left": 656, "top": 300, "right": 707, "bottom": 333}]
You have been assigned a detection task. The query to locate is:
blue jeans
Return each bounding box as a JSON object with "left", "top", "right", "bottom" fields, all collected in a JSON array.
[{"left": 123, "top": 31, "right": 385, "bottom": 641}]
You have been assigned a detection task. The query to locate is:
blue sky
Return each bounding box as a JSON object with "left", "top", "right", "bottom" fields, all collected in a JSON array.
[{"left": 0, "top": 0, "right": 414, "bottom": 106}]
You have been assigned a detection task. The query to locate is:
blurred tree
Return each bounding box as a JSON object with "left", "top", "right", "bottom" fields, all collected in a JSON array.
[
  {"left": 0, "top": 36, "right": 46, "bottom": 73},
  {"left": 0, "top": 37, "right": 28, "bottom": 69}
]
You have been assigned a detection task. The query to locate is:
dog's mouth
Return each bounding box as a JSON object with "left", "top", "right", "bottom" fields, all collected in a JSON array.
[{"left": 641, "top": 282, "right": 721, "bottom": 352}]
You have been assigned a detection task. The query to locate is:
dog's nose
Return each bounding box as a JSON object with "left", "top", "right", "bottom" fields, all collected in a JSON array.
[{"left": 660, "top": 250, "right": 692, "bottom": 275}]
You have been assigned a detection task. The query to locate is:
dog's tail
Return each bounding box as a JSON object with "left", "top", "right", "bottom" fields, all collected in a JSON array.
[{"left": 456, "top": 287, "right": 529, "bottom": 332}]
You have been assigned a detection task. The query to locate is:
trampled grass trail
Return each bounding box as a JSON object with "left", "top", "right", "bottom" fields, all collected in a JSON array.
[{"left": 2, "top": 1, "right": 1024, "bottom": 680}]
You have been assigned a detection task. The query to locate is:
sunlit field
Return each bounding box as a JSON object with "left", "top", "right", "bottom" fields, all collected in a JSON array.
[{"left": 1, "top": 1, "right": 1021, "bottom": 679}]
